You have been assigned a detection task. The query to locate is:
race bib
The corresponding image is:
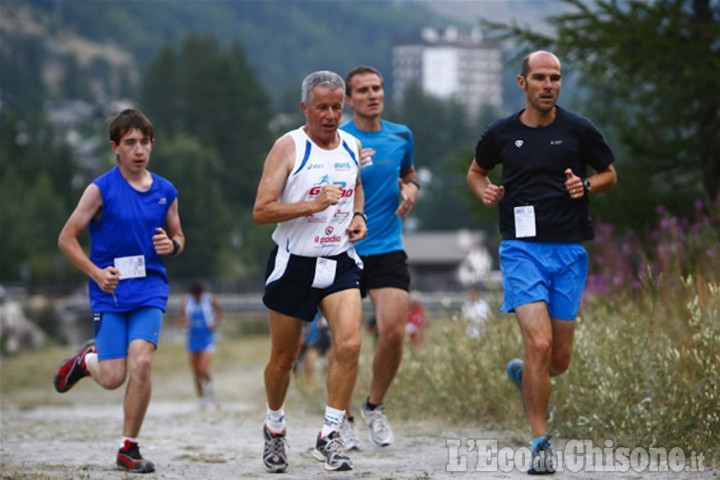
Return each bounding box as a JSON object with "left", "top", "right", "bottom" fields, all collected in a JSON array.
[
  {"left": 311, "top": 257, "right": 337, "bottom": 289},
  {"left": 114, "top": 255, "right": 147, "bottom": 279},
  {"left": 514, "top": 206, "right": 537, "bottom": 238}
]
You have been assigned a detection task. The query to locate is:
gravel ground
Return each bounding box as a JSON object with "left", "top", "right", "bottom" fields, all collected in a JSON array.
[{"left": 1, "top": 341, "right": 717, "bottom": 479}]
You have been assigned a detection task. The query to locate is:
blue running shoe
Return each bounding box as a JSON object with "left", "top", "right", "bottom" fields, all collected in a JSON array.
[
  {"left": 506, "top": 358, "right": 552, "bottom": 421},
  {"left": 506, "top": 358, "right": 524, "bottom": 394},
  {"left": 528, "top": 434, "right": 556, "bottom": 475}
]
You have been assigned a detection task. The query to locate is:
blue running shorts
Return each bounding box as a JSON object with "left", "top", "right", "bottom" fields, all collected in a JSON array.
[
  {"left": 93, "top": 307, "right": 163, "bottom": 361},
  {"left": 187, "top": 333, "right": 215, "bottom": 354},
  {"left": 498, "top": 240, "right": 588, "bottom": 321},
  {"left": 263, "top": 246, "right": 363, "bottom": 322}
]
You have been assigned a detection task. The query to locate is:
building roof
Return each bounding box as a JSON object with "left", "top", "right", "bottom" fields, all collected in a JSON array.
[{"left": 404, "top": 230, "right": 488, "bottom": 265}]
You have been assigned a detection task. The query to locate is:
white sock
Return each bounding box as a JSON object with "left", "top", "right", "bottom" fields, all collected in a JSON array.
[
  {"left": 84, "top": 353, "right": 98, "bottom": 373},
  {"left": 203, "top": 380, "right": 216, "bottom": 402},
  {"left": 320, "top": 406, "right": 345, "bottom": 438},
  {"left": 266, "top": 405, "right": 286, "bottom": 433},
  {"left": 121, "top": 436, "right": 137, "bottom": 447}
]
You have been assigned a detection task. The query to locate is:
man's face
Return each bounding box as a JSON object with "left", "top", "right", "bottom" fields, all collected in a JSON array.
[
  {"left": 346, "top": 72, "right": 384, "bottom": 119},
  {"left": 110, "top": 128, "right": 153, "bottom": 171},
  {"left": 302, "top": 85, "right": 345, "bottom": 145},
  {"left": 518, "top": 54, "right": 562, "bottom": 113}
]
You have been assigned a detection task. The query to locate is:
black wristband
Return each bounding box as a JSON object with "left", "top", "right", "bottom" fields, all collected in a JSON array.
[
  {"left": 406, "top": 179, "right": 421, "bottom": 190},
  {"left": 169, "top": 238, "right": 180, "bottom": 256},
  {"left": 353, "top": 211, "right": 367, "bottom": 223}
]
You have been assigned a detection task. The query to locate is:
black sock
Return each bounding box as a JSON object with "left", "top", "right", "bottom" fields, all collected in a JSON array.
[{"left": 365, "top": 397, "right": 379, "bottom": 411}]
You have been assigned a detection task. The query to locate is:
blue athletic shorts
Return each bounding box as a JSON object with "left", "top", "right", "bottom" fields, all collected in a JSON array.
[
  {"left": 187, "top": 331, "right": 215, "bottom": 354},
  {"left": 498, "top": 240, "right": 588, "bottom": 321},
  {"left": 263, "top": 246, "right": 363, "bottom": 322},
  {"left": 93, "top": 307, "right": 163, "bottom": 361}
]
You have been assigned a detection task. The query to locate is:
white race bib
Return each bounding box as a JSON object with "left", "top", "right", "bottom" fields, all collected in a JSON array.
[
  {"left": 514, "top": 206, "right": 537, "bottom": 238},
  {"left": 311, "top": 257, "right": 337, "bottom": 289},
  {"left": 114, "top": 255, "right": 147, "bottom": 279}
]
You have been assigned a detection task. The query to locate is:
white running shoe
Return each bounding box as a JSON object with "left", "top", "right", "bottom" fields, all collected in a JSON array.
[
  {"left": 339, "top": 416, "right": 361, "bottom": 451},
  {"left": 360, "top": 401, "right": 394, "bottom": 447}
]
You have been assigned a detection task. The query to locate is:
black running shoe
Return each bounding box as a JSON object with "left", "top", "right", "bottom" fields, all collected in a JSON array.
[
  {"left": 116, "top": 440, "right": 155, "bottom": 473},
  {"left": 263, "top": 424, "right": 288, "bottom": 473},
  {"left": 54, "top": 339, "right": 96, "bottom": 393}
]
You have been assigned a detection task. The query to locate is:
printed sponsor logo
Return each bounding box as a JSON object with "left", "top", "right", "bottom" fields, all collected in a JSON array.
[
  {"left": 308, "top": 185, "right": 354, "bottom": 197},
  {"left": 314, "top": 234, "right": 342, "bottom": 245}
]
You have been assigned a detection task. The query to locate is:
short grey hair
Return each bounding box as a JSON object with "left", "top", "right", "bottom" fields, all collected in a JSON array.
[{"left": 301, "top": 70, "right": 345, "bottom": 104}]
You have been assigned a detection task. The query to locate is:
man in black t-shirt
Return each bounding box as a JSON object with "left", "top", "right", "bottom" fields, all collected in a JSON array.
[{"left": 467, "top": 50, "right": 618, "bottom": 475}]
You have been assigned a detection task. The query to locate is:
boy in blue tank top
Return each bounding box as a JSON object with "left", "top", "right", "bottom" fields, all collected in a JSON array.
[{"left": 54, "top": 108, "right": 185, "bottom": 474}]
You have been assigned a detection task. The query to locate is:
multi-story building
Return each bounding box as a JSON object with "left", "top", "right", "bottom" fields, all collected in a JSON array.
[{"left": 392, "top": 26, "right": 503, "bottom": 119}]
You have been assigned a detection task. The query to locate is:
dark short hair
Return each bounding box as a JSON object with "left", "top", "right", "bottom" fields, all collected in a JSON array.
[
  {"left": 520, "top": 54, "right": 532, "bottom": 78},
  {"left": 189, "top": 279, "right": 206, "bottom": 296},
  {"left": 345, "top": 65, "right": 383, "bottom": 96},
  {"left": 108, "top": 108, "right": 154, "bottom": 144}
]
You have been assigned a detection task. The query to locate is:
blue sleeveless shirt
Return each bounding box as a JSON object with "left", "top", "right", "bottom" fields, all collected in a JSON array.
[{"left": 88, "top": 166, "right": 178, "bottom": 313}]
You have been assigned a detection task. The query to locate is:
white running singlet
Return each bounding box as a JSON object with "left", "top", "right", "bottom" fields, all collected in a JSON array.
[{"left": 271, "top": 127, "right": 361, "bottom": 258}]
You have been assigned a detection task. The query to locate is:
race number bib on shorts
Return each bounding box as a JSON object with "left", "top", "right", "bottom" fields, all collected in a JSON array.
[
  {"left": 514, "top": 205, "right": 537, "bottom": 238},
  {"left": 311, "top": 257, "right": 337, "bottom": 289},
  {"left": 114, "top": 255, "right": 147, "bottom": 279}
]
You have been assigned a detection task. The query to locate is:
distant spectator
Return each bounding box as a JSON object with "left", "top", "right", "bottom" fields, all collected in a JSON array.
[
  {"left": 177, "top": 279, "right": 223, "bottom": 409},
  {"left": 462, "top": 287, "right": 491, "bottom": 339},
  {"left": 405, "top": 294, "right": 426, "bottom": 348},
  {"left": 294, "top": 309, "right": 333, "bottom": 381}
]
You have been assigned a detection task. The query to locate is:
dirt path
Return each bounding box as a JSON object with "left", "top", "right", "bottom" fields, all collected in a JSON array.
[{"left": 1, "top": 338, "right": 715, "bottom": 479}]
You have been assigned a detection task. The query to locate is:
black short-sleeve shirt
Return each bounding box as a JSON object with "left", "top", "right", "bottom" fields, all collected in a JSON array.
[{"left": 474, "top": 107, "right": 615, "bottom": 242}]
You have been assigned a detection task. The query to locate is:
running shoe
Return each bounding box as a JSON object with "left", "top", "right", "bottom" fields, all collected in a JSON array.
[
  {"left": 312, "top": 431, "right": 352, "bottom": 471},
  {"left": 54, "top": 339, "right": 96, "bottom": 393},
  {"left": 262, "top": 425, "right": 288, "bottom": 473},
  {"left": 116, "top": 440, "right": 155, "bottom": 473},
  {"left": 528, "top": 434, "right": 556, "bottom": 475},
  {"left": 339, "top": 416, "right": 361, "bottom": 451},
  {"left": 360, "top": 400, "right": 394, "bottom": 447},
  {"left": 506, "top": 358, "right": 524, "bottom": 396},
  {"left": 506, "top": 358, "right": 552, "bottom": 421}
]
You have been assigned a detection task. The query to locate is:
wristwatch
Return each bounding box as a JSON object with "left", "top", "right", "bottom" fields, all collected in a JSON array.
[
  {"left": 169, "top": 238, "right": 180, "bottom": 256},
  {"left": 353, "top": 211, "right": 368, "bottom": 223},
  {"left": 582, "top": 178, "right": 592, "bottom": 193}
]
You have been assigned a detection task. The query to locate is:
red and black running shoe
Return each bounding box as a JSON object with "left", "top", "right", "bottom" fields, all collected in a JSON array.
[
  {"left": 53, "top": 339, "right": 96, "bottom": 393},
  {"left": 117, "top": 440, "right": 155, "bottom": 473}
]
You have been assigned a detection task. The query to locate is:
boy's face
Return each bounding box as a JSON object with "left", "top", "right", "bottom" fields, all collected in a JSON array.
[{"left": 110, "top": 128, "right": 154, "bottom": 171}]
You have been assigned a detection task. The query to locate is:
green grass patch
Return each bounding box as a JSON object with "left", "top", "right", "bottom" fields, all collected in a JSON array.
[{"left": 387, "top": 277, "right": 719, "bottom": 464}]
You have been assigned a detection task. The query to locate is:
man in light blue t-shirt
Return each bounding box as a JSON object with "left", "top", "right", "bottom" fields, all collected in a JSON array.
[{"left": 340, "top": 65, "right": 420, "bottom": 449}]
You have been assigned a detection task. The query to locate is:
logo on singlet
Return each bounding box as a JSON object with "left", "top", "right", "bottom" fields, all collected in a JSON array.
[
  {"left": 515, "top": 140, "right": 524, "bottom": 148},
  {"left": 334, "top": 162, "right": 351, "bottom": 170}
]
